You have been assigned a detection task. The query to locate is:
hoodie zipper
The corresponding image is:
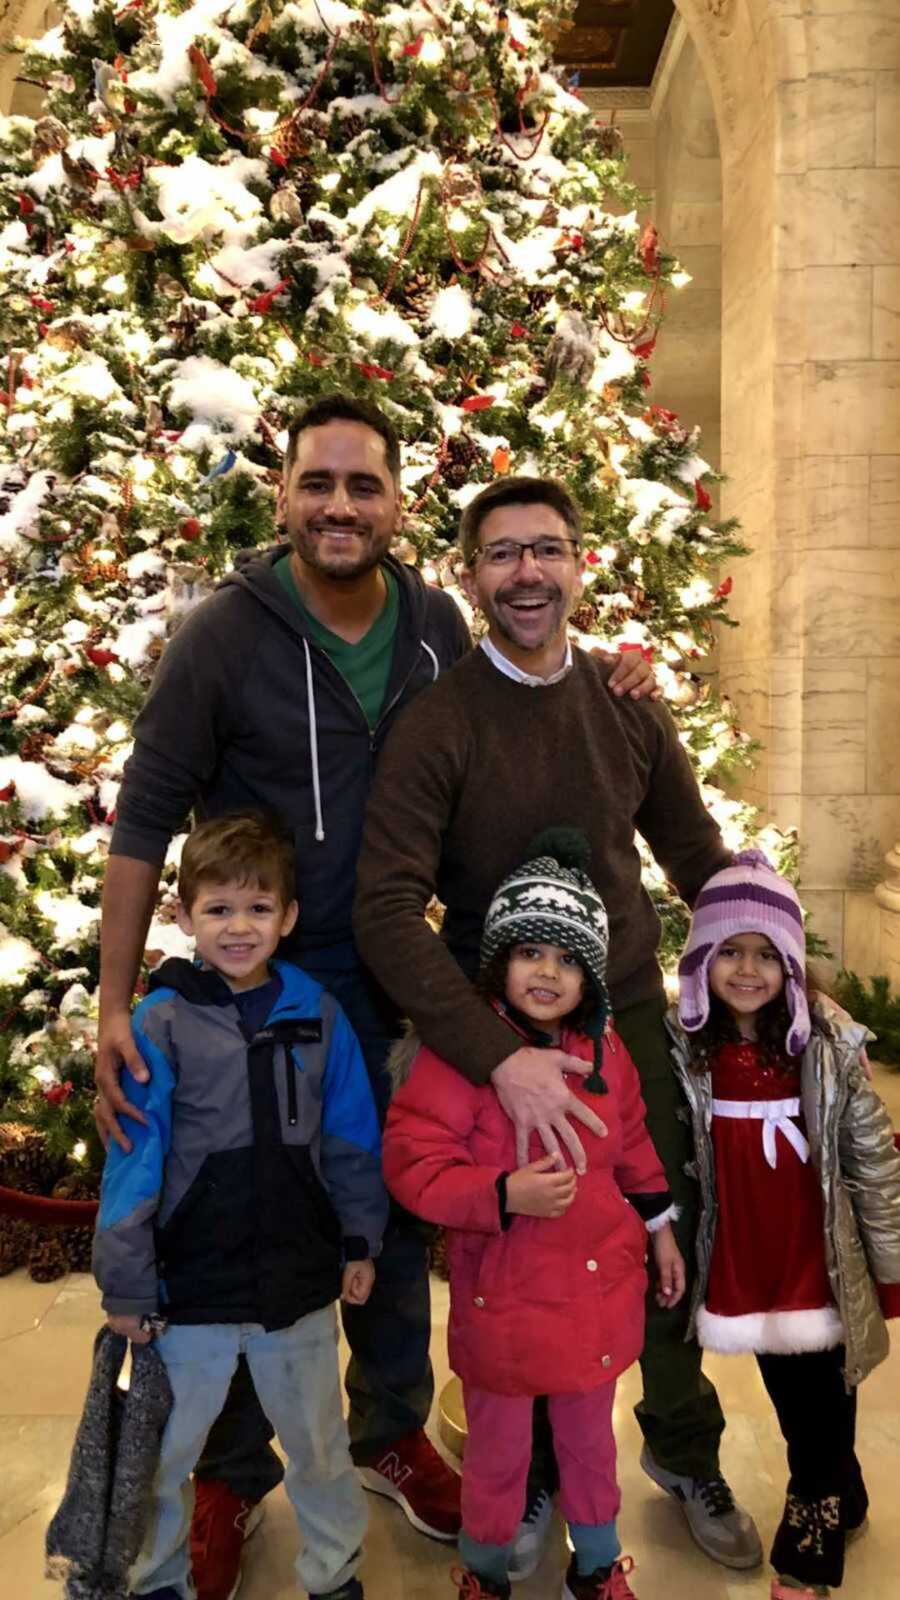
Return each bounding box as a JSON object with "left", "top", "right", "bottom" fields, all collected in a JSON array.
[{"left": 285, "top": 1044, "right": 298, "bottom": 1126}]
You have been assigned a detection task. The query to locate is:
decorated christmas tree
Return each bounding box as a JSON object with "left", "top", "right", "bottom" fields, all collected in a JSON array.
[{"left": 0, "top": 0, "right": 789, "bottom": 1198}]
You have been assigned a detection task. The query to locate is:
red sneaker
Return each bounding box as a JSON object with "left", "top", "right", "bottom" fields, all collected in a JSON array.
[
  {"left": 356, "top": 1429, "right": 461, "bottom": 1540},
  {"left": 563, "top": 1554, "right": 639, "bottom": 1600},
  {"left": 190, "top": 1479, "right": 264, "bottom": 1600}
]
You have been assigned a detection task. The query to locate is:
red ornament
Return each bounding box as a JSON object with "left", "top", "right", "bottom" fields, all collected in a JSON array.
[
  {"left": 30, "top": 295, "right": 55, "bottom": 313},
  {"left": 619, "top": 642, "right": 654, "bottom": 662},
  {"left": 246, "top": 279, "right": 291, "bottom": 315},
  {"left": 631, "top": 335, "right": 656, "bottom": 360},
  {"left": 188, "top": 45, "right": 217, "bottom": 98},
  {"left": 179, "top": 517, "right": 202, "bottom": 540},
  {"left": 716, "top": 576, "right": 734, "bottom": 599},
  {"left": 356, "top": 362, "right": 395, "bottom": 381},
  {"left": 461, "top": 394, "right": 494, "bottom": 412},
  {"left": 586, "top": 551, "right": 600, "bottom": 566},
  {"left": 269, "top": 147, "right": 288, "bottom": 168},
  {"left": 0, "top": 782, "right": 15, "bottom": 802},
  {"left": 403, "top": 36, "right": 424, "bottom": 56},
  {"left": 639, "top": 222, "right": 660, "bottom": 275},
  {"left": 491, "top": 446, "right": 511, "bottom": 474},
  {"left": 510, "top": 321, "right": 529, "bottom": 338},
  {"left": 307, "top": 351, "right": 325, "bottom": 367},
  {"left": 641, "top": 370, "right": 652, "bottom": 387},
  {"left": 19, "top": 193, "right": 35, "bottom": 216},
  {"left": 694, "top": 479, "right": 713, "bottom": 513},
  {"left": 86, "top": 646, "right": 118, "bottom": 667},
  {"left": 44, "top": 1080, "right": 74, "bottom": 1106},
  {"left": 508, "top": 34, "right": 527, "bottom": 54}
]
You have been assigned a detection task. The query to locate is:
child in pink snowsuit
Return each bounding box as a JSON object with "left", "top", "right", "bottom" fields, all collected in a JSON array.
[{"left": 383, "top": 831, "right": 685, "bottom": 1600}]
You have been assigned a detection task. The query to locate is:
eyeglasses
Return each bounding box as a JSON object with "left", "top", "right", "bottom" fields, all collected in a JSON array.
[{"left": 473, "top": 536, "right": 582, "bottom": 570}]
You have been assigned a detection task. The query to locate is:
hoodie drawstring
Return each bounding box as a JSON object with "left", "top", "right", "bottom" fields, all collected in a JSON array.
[
  {"left": 303, "top": 639, "right": 325, "bottom": 842},
  {"left": 421, "top": 640, "right": 439, "bottom": 681}
]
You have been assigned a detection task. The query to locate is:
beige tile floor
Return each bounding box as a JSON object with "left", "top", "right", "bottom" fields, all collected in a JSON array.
[{"left": 4, "top": 1065, "right": 900, "bottom": 1600}]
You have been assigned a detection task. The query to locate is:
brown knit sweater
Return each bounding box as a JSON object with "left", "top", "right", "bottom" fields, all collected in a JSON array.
[{"left": 353, "top": 646, "right": 730, "bottom": 1083}]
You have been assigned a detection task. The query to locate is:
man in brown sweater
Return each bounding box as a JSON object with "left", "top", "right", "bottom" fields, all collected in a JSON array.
[{"left": 354, "top": 475, "right": 764, "bottom": 1576}]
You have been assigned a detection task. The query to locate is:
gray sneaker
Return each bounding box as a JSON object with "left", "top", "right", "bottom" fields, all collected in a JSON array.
[
  {"left": 640, "top": 1446, "right": 763, "bottom": 1570},
  {"left": 508, "top": 1487, "right": 554, "bottom": 1582}
]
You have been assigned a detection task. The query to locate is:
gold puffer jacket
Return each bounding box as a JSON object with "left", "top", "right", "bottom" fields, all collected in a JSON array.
[{"left": 666, "top": 1006, "right": 900, "bottom": 1386}]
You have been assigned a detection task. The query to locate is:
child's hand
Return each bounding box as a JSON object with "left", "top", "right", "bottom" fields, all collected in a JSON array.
[
  {"left": 106, "top": 1312, "right": 153, "bottom": 1344},
  {"left": 651, "top": 1223, "right": 686, "bottom": 1308},
  {"left": 342, "top": 1259, "right": 375, "bottom": 1306},
  {"left": 507, "top": 1155, "right": 577, "bottom": 1218}
]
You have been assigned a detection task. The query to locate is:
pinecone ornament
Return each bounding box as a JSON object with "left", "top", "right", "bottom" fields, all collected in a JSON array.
[
  {"left": 338, "top": 114, "right": 364, "bottom": 143},
  {"left": 570, "top": 601, "right": 599, "bottom": 634},
  {"left": 31, "top": 116, "right": 69, "bottom": 164},
  {"left": 399, "top": 270, "right": 435, "bottom": 318},
  {"left": 270, "top": 112, "right": 313, "bottom": 162},
  {"left": 441, "top": 432, "right": 484, "bottom": 489},
  {"left": 28, "top": 1229, "right": 70, "bottom": 1282},
  {"left": 0, "top": 1123, "right": 63, "bottom": 1192},
  {"left": 590, "top": 121, "right": 624, "bottom": 159},
  {"left": 0, "top": 1215, "right": 32, "bottom": 1276}
]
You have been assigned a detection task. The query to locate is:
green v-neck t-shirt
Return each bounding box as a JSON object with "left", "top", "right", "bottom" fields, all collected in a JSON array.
[{"left": 274, "top": 553, "right": 399, "bottom": 730}]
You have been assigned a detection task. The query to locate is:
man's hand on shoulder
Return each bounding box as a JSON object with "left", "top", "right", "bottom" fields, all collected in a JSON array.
[
  {"left": 95, "top": 1009, "right": 150, "bottom": 1152},
  {"left": 599, "top": 647, "right": 661, "bottom": 701},
  {"left": 492, "top": 1047, "right": 608, "bottom": 1174}
]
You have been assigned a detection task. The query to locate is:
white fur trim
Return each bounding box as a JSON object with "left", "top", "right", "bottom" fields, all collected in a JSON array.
[
  {"left": 696, "top": 1303, "right": 844, "bottom": 1355},
  {"left": 645, "top": 1202, "right": 681, "bottom": 1233}
]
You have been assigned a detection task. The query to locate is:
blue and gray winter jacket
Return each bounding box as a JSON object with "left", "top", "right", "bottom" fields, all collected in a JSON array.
[{"left": 93, "top": 958, "right": 388, "bottom": 1332}]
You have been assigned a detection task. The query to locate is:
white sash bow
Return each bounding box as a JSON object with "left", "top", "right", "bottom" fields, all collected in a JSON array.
[{"left": 711, "top": 1096, "right": 810, "bottom": 1169}]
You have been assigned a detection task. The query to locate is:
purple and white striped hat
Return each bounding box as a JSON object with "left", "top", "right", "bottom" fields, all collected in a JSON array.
[{"left": 677, "top": 848, "right": 810, "bottom": 1055}]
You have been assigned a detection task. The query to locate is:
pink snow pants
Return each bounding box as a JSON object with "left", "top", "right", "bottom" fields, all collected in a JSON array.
[{"left": 461, "top": 1381, "right": 621, "bottom": 1546}]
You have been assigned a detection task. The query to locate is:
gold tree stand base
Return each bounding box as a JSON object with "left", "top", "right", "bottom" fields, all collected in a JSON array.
[{"left": 438, "top": 1375, "right": 468, "bottom": 1459}]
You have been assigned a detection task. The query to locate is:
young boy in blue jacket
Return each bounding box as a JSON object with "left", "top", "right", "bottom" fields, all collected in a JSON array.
[{"left": 92, "top": 812, "right": 388, "bottom": 1600}]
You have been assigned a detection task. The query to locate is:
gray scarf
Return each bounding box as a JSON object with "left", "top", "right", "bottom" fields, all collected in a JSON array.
[{"left": 46, "top": 1325, "right": 173, "bottom": 1600}]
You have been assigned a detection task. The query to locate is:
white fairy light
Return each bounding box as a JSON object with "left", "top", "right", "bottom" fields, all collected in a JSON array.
[
  {"left": 622, "top": 290, "right": 646, "bottom": 312},
  {"left": 320, "top": 172, "right": 341, "bottom": 192},
  {"left": 420, "top": 36, "right": 444, "bottom": 65},
  {"left": 671, "top": 269, "right": 692, "bottom": 289}
]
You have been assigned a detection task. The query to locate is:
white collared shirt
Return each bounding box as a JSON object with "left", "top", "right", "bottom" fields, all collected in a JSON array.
[{"left": 479, "top": 634, "right": 573, "bottom": 687}]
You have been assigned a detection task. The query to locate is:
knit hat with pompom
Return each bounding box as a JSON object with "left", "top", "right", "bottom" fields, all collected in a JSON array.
[
  {"left": 677, "top": 848, "right": 810, "bottom": 1055},
  {"left": 480, "top": 827, "right": 610, "bottom": 1092}
]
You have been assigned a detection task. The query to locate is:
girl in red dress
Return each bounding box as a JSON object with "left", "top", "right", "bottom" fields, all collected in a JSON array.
[{"left": 669, "top": 849, "right": 900, "bottom": 1600}]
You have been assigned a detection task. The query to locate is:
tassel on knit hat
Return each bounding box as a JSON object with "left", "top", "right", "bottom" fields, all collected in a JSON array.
[
  {"left": 678, "top": 847, "right": 811, "bottom": 1055},
  {"left": 480, "top": 827, "right": 611, "bottom": 1093}
]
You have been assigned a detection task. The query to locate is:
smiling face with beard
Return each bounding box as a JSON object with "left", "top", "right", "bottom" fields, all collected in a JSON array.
[{"left": 461, "top": 501, "right": 585, "bottom": 677}]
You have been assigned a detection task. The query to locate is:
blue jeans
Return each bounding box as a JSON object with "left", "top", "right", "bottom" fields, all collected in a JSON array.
[
  {"left": 196, "top": 955, "right": 434, "bottom": 1499},
  {"left": 132, "top": 1308, "right": 365, "bottom": 1598}
]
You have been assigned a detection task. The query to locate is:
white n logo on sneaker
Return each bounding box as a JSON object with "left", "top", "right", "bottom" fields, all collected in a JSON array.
[{"left": 376, "top": 1452, "right": 413, "bottom": 1489}]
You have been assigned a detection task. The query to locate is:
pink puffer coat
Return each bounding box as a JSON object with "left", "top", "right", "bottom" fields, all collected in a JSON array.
[{"left": 383, "top": 1029, "right": 667, "bottom": 1396}]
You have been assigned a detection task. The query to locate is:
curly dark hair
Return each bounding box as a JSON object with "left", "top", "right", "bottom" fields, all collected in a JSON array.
[
  {"left": 688, "top": 989, "right": 801, "bottom": 1074},
  {"left": 479, "top": 946, "right": 595, "bottom": 1040}
]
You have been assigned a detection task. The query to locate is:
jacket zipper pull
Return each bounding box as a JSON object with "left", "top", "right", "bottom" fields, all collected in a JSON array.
[{"left": 285, "top": 1045, "right": 298, "bottom": 1126}]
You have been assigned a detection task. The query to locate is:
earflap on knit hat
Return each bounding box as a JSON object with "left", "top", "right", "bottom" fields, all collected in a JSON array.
[
  {"left": 677, "top": 847, "right": 811, "bottom": 1055},
  {"left": 480, "top": 827, "right": 611, "bottom": 1092}
]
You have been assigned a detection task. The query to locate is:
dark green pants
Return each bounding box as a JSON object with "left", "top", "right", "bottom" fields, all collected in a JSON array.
[{"left": 616, "top": 993, "right": 724, "bottom": 1478}]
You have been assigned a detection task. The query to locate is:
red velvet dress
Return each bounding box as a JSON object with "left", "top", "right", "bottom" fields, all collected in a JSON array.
[{"left": 698, "top": 1040, "right": 843, "bottom": 1354}]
